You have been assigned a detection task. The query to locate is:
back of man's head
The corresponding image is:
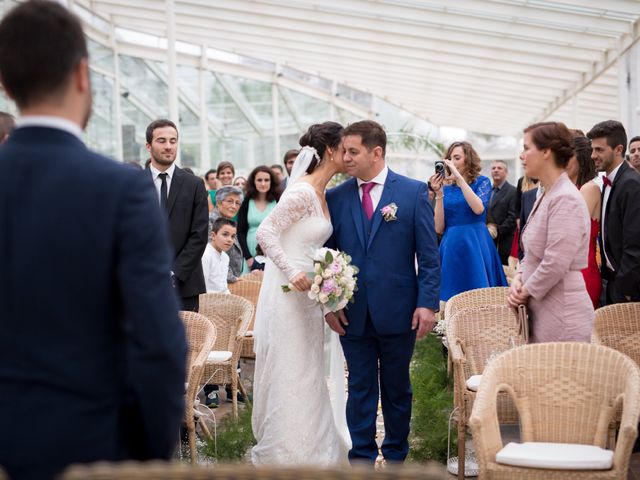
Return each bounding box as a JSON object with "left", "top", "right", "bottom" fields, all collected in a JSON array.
[
  {"left": 0, "top": 0, "right": 88, "bottom": 109},
  {"left": 0, "top": 111, "right": 15, "bottom": 143},
  {"left": 587, "top": 120, "right": 628, "bottom": 157}
]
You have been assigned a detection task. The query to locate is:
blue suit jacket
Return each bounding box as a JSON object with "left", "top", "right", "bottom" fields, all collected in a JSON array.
[
  {"left": 326, "top": 170, "right": 440, "bottom": 336},
  {"left": 0, "top": 127, "right": 186, "bottom": 480}
]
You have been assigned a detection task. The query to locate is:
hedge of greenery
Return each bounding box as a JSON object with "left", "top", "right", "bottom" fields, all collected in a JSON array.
[
  {"left": 202, "top": 405, "right": 255, "bottom": 462},
  {"left": 408, "top": 333, "right": 454, "bottom": 463}
]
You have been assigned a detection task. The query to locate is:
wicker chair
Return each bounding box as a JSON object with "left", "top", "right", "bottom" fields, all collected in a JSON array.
[
  {"left": 228, "top": 280, "right": 262, "bottom": 360},
  {"left": 199, "top": 293, "right": 254, "bottom": 418},
  {"left": 469, "top": 342, "right": 640, "bottom": 479},
  {"left": 446, "top": 305, "right": 527, "bottom": 479},
  {"left": 61, "top": 461, "right": 447, "bottom": 480},
  {"left": 592, "top": 303, "right": 640, "bottom": 365},
  {"left": 180, "top": 311, "right": 217, "bottom": 464},
  {"left": 444, "top": 287, "right": 509, "bottom": 320}
]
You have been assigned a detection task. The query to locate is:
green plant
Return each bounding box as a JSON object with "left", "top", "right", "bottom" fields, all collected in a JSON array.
[
  {"left": 202, "top": 405, "right": 256, "bottom": 462},
  {"left": 408, "top": 333, "right": 454, "bottom": 463}
]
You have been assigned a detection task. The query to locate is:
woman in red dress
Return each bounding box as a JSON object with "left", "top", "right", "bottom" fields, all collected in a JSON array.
[{"left": 566, "top": 133, "right": 601, "bottom": 308}]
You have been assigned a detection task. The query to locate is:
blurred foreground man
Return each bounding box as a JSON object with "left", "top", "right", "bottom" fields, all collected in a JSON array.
[{"left": 0, "top": 2, "right": 186, "bottom": 479}]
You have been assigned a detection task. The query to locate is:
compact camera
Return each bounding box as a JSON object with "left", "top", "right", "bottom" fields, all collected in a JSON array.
[{"left": 435, "top": 160, "right": 450, "bottom": 176}]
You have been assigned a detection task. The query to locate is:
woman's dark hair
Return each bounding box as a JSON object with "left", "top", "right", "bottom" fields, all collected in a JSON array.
[
  {"left": 523, "top": 122, "right": 574, "bottom": 168},
  {"left": 217, "top": 161, "right": 235, "bottom": 176},
  {"left": 444, "top": 141, "right": 482, "bottom": 184},
  {"left": 298, "top": 121, "right": 344, "bottom": 174},
  {"left": 573, "top": 133, "right": 596, "bottom": 188},
  {"left": 246, "top": 165, "right": 280, "bottom": 202}
]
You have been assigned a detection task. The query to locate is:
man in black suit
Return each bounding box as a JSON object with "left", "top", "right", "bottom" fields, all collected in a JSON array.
[
  {"left": 145, "top": 119, "right": 209, "bottom": 312},
  {"left": 587, "top": 120, "right": 640, "bottom": 304},
  {"left": 0, "top": 2, "right": 186, "bottom": 479},
  {"left": 486, "top": 160, "right": 517, "bottom": 265}
]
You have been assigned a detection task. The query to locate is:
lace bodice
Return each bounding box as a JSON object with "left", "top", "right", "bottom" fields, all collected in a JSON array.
[
  {"left": 443, "top": 175, "right": 492, "bottom": 227},
  {"left": 256, "top": 182, "right": 332, "bottom": 281}
]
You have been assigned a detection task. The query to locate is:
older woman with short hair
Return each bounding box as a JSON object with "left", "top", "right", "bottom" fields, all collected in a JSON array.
[{"left": 209, "top": 185, "right": 244, "bottom": 282}]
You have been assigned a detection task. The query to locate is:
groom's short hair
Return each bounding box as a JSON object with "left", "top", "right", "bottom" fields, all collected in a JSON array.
[{"left": 343, "top": 120, "right": 386, "bottom": 157}]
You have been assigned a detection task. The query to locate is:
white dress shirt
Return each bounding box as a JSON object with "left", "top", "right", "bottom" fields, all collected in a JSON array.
[
  {"left": 15, "top": 115, "right": 84, "bottom": 142},
  {"left": 602, "top": 162, "right": 623, "bottom": 271},
  {"left": 150, "top": 162, "right": 176, "bottom": 205},
  {"left": 201, "top": 243, "right": 230, "bottom": 294},
  {"left": 356, "top": 165, "right": 389, "bottom": 212}
]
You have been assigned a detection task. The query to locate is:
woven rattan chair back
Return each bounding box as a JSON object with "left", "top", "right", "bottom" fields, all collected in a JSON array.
[
  {"left": 447, "top": 305, "right": 525, "bottom": 379},
  {"left": 179, "top": 311, "right": 217, "bottom": 464},
  {"left": 61, "top": 461, "right": 447, "bottom": 480},
  {"left": 229, "top": 280, "right": 262, "bottom": 359},
  {"left": 198, "top": 293, "right": 254, "bottom": 418},
  {"left": 180, "top": 311, "right": 217, "bottom": 385},
  {"left": 480, "top": 342, "right": 640, "bottom": 445},
  {"left": 444, "top": 287, "right": 510, "bottom": 320},
  {"left": 199, "top": 293, "right": 253, "bottom": 351},
  {"left": 593, "top": 302, "right": 640, "bottom": 366},
  {"left": 470, "top": 342, "right": 640, "bottom": 479}
]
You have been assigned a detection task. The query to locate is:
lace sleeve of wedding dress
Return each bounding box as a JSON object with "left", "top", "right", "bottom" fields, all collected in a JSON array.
[{"left": 256, "top": 184, "right": 317, "bottom": 281}]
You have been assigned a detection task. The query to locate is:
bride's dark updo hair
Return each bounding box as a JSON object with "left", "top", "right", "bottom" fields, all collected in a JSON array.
[{"left": 298, "top": 121, "right": 344, "bottom": 174}]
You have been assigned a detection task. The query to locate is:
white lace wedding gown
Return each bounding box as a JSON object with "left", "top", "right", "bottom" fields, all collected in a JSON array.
[{"left": 251, "top": 182, "right": 350, "bottom": 465}]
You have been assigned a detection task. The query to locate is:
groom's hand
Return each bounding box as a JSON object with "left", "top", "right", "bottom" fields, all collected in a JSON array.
[
  {"left": 325, "top": 310, "right": 349, "bottom": 336},
  {"left": 412, "top": 307, "right": 436, "bottom": 339}
]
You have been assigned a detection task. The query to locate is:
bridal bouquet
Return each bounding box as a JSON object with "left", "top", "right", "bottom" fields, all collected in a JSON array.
[{"left": 282, "top": 248, "right": 358, "bottom": 312}]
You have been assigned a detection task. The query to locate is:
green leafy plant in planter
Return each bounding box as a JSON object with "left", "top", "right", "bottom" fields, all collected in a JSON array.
[
  {"left": 202, "top": 405, "right": 256, "bottom": 462},
  {"left": 408, "top": 333, "right": 454, "bottom": 463}
]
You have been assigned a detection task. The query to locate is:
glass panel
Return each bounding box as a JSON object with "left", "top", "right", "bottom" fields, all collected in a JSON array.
[
  {"left": 119, "top": 55, "right": 169, "bottom": 119},
  {"left": 206, "top": 72, "right": 254, "bottom": 137},
  {"left": 121, "top": 96, "right": 153, "bottom": 165},
  {"left": 86, "top": 71, "right": 117, "bottom": 159},
  {"left": 178, "top": 98, "right": 200, "bottom": 169},
  {"left": 88, "top": 38, "right": 114, "bottom": 73},
  {"left": 224, "top": 74, "right": 272, "bottom": 131}
]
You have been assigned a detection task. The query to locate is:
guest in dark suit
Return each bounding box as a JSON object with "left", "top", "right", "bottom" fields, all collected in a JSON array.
[
  {"left": 587, "top": 120, "right": 640, "bottom": 304},
  {"left": 281, "top": 148, "right": 299, "bottom": 190},
  {"left": 145, "top": 119, "right": 209, "bottom": 312},
  {"left": 486, "top": 160, "right": 517, "bottom": 265},
  {"left": 0, "top": 3, "right": 186, "bottom": 479}
]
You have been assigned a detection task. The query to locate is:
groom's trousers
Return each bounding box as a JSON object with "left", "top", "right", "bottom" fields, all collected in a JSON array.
[{"left": 340, "top": 311, "right": 417, "bottom": 463}]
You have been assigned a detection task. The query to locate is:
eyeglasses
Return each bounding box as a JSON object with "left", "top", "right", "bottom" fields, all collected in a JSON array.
[{"left": 221, "top": 198, "right": 242, "bottom": 207}]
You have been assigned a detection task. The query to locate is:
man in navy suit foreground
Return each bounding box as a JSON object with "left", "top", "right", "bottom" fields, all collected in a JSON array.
[{"left": 0, "top": 2, "right": 186, "bottom": 479}]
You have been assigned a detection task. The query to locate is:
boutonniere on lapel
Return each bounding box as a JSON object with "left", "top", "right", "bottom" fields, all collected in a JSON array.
[{"left": 380, "top": 203, "right": 398, "bottom": 222}]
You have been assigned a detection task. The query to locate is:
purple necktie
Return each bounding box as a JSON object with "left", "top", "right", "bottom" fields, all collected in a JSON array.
[{"left": 361, "top": 182, "right": 375, "bottom": 220}]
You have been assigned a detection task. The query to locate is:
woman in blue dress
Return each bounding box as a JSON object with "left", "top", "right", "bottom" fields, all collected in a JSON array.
[{"left": 430, "top": 141, "right": 507, "bottom": 301}]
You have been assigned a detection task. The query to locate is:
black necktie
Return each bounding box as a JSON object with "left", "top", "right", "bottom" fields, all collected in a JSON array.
[{"left": 159, "top": 172, "right": 168, "bottom": 211}]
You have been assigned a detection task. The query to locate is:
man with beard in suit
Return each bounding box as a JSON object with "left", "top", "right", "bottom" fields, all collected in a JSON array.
[
  {"left": 0, "top": 3, "right": 186, "bottom": 478},
  {"left": 146, "top": 119, "right": 209, "bottom": 312},
  {"left": 486, "top": 160, "right": 517, "bottom": 265},
  {"left": 587, "top": 120, "right": 640, "bottom": 304}
]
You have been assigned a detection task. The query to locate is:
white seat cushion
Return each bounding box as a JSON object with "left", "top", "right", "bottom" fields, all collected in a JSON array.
[
  {"left": 466, "top": 374, "right": 482, "bottom": 391},
  {"left": 496, "top": 442, "right": 614, "bottom": 470},
  {"left": 207, "top": 350, "right": 233, "bottom": 362}
]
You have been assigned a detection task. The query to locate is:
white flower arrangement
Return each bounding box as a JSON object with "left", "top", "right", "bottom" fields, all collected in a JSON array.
[{"left": 282, "top": 248, "right": 359, "bottom": 312}]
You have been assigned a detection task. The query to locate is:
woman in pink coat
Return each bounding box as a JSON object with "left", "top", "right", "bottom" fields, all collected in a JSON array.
[{"left": 508, "top": 122, "right": 594, "bottom": 343}]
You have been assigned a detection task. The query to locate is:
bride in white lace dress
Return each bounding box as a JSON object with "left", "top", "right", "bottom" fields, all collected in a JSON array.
[{"left": 252, "top": 122, "right": 350, "bottom": 465}]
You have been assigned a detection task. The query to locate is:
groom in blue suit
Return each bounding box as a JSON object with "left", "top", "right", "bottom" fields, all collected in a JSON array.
[{"left": 326, "top": 120, "right": 440, "bottom": 463}]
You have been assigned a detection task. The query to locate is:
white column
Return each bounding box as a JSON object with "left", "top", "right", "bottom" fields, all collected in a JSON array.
[
  {"left": 199, "top": 46, "right": 210, "bottom": 171},
  {"left": 272, "top": 78, "right": 280, "bottom": 164},
  {"left": 618, "top": 41, "right": 640, "bottom": 137},
  {"left": 166, "top": 0, "right": 179, "bottom": 130},
  {"left": 111, "top": 26, "right": 124, "bottom": 162}
]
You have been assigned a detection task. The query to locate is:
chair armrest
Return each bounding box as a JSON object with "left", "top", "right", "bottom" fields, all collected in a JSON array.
[{"left": 469, "top": 376, "right": 505, "bottom": 469}]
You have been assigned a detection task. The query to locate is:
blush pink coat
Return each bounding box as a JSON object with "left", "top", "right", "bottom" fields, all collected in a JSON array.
[{"left": 520, "top": 172, "right": 594, "bottom": 343}]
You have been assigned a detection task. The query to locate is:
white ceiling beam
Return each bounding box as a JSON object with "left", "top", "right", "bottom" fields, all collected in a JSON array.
[
  {"left": 94, "top": 0, "right": 616, "bottom": 50},
  {"left": 537, "top": 18, "right": 640, "bottom": 124}
]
